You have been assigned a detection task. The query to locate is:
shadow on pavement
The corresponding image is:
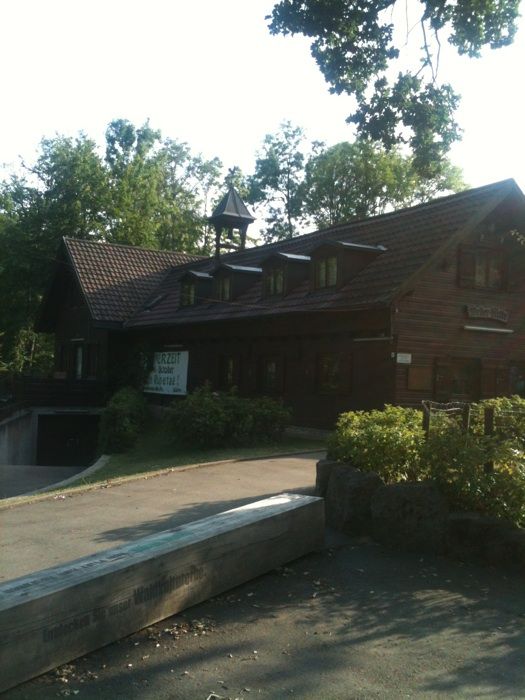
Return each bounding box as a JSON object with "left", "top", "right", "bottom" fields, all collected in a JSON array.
[
  {"left": 6, "top": 534, "right": 524, "bottom": 699},
  {"left": 93, "top": 489, "right": 315, "bottom": 545}
]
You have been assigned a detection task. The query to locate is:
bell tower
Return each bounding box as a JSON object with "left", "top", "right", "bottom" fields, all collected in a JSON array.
[{"left": 209, "top": 185, "right": 255, "bottom": 259}]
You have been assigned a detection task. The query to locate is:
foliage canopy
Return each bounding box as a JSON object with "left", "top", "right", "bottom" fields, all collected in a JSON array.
[
  {"left": 268, "top": 0, "right": 521, "bottom": 175},
  {"left": 0, "top": 120, "right": 222, "bottom": 372}
]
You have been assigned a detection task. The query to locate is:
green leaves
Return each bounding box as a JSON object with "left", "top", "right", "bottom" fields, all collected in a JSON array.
[
  {"left": 304, "top": 137, "right": 464, "bottom": 228},
  {"left": 268, "top": 0, "right": 520, "bottom": 173},
  {"left": 0, "top": 119, "right": 224, "bottom": 371},
  {"left": 329, "top": 400, "right": 525, "bottom": 527},
  {"left": 247, "top": 121, "right": 307, "bottom": 241},
  {"left": 328, "top": 405, "right": 425, "bottom": 482},
  {"left": 351, "top": 76, "right": 461, "bottom": 177}
]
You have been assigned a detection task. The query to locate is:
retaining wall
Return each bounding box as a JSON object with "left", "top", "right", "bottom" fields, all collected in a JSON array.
[{"left": 0, "top": 410, "right": 35, "bottom": 465}]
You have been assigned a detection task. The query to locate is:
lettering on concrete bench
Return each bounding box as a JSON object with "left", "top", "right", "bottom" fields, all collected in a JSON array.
[
  {"left": 0, "top": 493, "right": 324, "bottom": 693},
  {"left": 41, "top": 564, "right": 205, "bottom": 642}
]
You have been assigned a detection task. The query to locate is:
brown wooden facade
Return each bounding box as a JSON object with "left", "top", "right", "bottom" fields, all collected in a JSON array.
[
  {"left": 392, "top": 198, "right": 525, "bottom": 408},
  {"left": 36, "top": 180, "right": 525, "bottom": 427},
  {"left": 127, "top": 308, "right": 394, "bottom": 427}
]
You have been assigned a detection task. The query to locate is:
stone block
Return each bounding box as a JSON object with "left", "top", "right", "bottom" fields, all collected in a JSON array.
[
  {"left": 325, "top": 464, "right": 383, "bottom": 534},
  {"left": 371, "top": 481, "right": 449, "bottom": 552},
  {"left": 447, "top": 512, "right": 525, "bottom": 572}
]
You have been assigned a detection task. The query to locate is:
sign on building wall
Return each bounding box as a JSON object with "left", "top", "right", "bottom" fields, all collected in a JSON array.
[
  {"left": 396, "top": 353, "right": 412, "bottom": 365},
  {"left": 144, "top": 351, "right": 189, "bottom": 395}
]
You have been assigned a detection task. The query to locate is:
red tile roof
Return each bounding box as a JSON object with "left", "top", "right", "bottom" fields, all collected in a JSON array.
[
  {"left": 63, "top": 239, "right": 203, "bottom": 323},
  {"left": 127, "top": 179, "right": 522, "bottom": 328}
]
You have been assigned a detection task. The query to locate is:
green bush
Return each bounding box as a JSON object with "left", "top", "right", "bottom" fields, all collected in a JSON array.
[
  {"left": 329, "top": 402, "right": 525, "bottom": 527},
  {"left": 165, "top": 384, "right": 290, "bottom": 447},
  {"left": 423, "top": 419, "right": 525, "bottom": 527},
  {"left": 98, "top": 387, "right": 149, "bottom": 453},
  {"left": 476, "top": 395, "right": 525, "bottom": 444},
  {"left": 327, "top": 405, "right": 425, "bottom": 482}
]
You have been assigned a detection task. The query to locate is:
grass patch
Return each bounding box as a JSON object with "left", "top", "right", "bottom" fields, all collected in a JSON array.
[{"left": 82, "top": 423, "right": 326, "bottom": 484}]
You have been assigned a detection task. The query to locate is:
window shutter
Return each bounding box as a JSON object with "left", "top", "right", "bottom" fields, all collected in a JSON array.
[
  {"left": 434, "top": 358, "right": 452, "bottom": 400},
  {"left": 507, "top": 256, "right": 521, "bottom": 291},
  {"left": 458, "top": 246, "right": 476, "bottom": 288}
]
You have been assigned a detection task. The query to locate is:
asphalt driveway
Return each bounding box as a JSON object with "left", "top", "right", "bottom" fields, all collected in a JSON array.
[
  {"left": 2, "top": 451, "right": 524, "bottom": 699},
  {"left": 0, "top": 452, "right": 321, "bottom": 581},
  {"left": 0, "top": 464, "right": 83, "bottom": 499}
]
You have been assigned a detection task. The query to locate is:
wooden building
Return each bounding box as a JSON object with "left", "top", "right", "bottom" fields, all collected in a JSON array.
[{"left": 37, "top": 179, "right": 525, "bottom": 427}]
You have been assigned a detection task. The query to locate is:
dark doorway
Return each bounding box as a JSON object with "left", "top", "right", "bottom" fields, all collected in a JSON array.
[{"left": 36, "top": 414, "right": 100, "bottom": 466}]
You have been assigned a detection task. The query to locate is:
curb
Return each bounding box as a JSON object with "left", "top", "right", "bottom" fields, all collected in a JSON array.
[
  {"left": 0, "top": 449, "right": 326, "bottom": 509},
  {"left": 0, "top": 455, "right": 111, "bottom": 508}
]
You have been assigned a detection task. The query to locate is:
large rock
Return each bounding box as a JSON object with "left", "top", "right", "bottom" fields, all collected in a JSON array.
[
  {"left": 447, "top": 512, "right": 525, "bottom": 572},
  {"left": 371, "top": 481, "right": 449, "bottom": 553},
  {"left": 325, "top": 465, "right": 383, "bottom": 534}
]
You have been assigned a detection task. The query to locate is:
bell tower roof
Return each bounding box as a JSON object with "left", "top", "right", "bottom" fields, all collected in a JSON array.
[
  {"left": 209, "top": 185, "right": 255, "bottom": 258},
  {"left": 208, "top": 186, "right": 255, "bottom": 228}
]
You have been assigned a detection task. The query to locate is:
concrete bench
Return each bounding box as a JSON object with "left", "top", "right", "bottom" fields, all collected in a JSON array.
[{"left": 0, "top": 492, "right": 324, "bottom": 692}]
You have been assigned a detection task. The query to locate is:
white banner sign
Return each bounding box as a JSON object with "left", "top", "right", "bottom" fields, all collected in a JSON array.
[{"left": 144, "top": 351, "right": 189, "bottom": 395}]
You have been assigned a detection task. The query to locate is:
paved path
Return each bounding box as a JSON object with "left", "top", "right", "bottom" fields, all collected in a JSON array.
[
  {"left": 2, "top": 452, "right": 525, "bottom": 698},
  {"left": 0, "top": 452, "right": 320, "bottom": 582},
  {"left": 0, "top": 464, "right": 83, "bottom": 499}
]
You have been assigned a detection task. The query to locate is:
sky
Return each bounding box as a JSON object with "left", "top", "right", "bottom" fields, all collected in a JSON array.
[{"left": 1, "top": 0, "right": 525, "bottom": 194}]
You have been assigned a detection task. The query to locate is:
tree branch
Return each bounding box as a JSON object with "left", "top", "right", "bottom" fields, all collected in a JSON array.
[{"left": 420, "top": 17, "right": 436, "bottom": 82}]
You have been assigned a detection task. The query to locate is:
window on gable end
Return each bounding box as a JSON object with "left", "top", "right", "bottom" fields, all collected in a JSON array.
[{"left": 458, "top": 246, "right": 506, "bottom": 290}]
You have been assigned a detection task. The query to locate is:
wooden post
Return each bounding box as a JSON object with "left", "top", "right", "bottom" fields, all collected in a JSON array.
[
  {"left": 422, "top": 406, "right": 430, "bottom": 439},
  {"left": 0, "top": 493, "right": 324, "bottom": 693},
  {"left": 462, "top": 404, "right": 471, "bottom": 433},
  {"left": 484, "top": 406, "right": 495, "bottom": 473}
]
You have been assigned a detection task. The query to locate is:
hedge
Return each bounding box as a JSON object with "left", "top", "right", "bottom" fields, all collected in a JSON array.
[
  {"left": 165, "top": 384, "right": 290, "bottom": 447},
  {"left": 328, "top": 398, "right": 525, "bottom": 527},
  {"left": 98, "top": 386, "right": 149, "bottom": 453}
]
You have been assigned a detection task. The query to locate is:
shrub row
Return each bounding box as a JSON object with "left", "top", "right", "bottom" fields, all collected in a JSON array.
[
  {"left": 327, "top": 398, "right": 525, "bottom": 527},
  {"left": 165, "top": 384, "right": 290, "bottom": 447},
  {"left": 98, "top": 387, "right": 149, "bottom": 453}
]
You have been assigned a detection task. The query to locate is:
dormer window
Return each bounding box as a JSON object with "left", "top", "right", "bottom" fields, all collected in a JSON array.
[
  {"left": 214, "top": 264, "right": 262, "bottom": 302},
  {"left": 265, "top": 267, "right": 284, "bottom": 296},
  {"left": 315, "top": 256, "right": 338, "bottom": 289},
  {"left": 310, "top": 240, "right": 386, "bottom": 292},
  {"left": 218, "top": 276, "right": 231, "bottom": 301},
  {"left": 181, "top": 281, "right": 196, "bottom": 306},
  {"left": 261, "top": 252, "right": 310, "bottom": 297}
]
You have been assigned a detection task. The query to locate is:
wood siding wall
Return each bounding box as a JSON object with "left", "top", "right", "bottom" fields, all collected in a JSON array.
[
  {"left": 393, "top": 230, "right": 525, "bottom": 407},
  {"left": 132, "top": 309, "right": 394, "bottom": 428},
  {"left": 53, "top": 276, "right": 109, "bottom": 381}
]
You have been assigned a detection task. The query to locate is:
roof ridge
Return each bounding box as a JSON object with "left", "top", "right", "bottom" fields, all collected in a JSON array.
[
  {"left": 323, "top": 178, "right": 517, "bottom": 233},
  {"left": 63, "top": 236, "right": 204, "bottom": 259},
  {"left": 215, "top": 179, "right": 517, "bottom": 261}
]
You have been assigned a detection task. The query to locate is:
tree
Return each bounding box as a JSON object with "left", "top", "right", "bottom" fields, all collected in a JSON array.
[
  {"left": 0, "top": 120, "right": 224, "bottom": 372},
  {"left": 268, "top": 0, "right": 521, "bottom": 175},
  {"left": 248, "top": 121, "right": 308, "bottom": 242},
  {"left": 303, "top": 139, "right": 465, "bottom": 228},
  {"left": 104, "top": 119, "right": 222, "bottom": 252}
]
